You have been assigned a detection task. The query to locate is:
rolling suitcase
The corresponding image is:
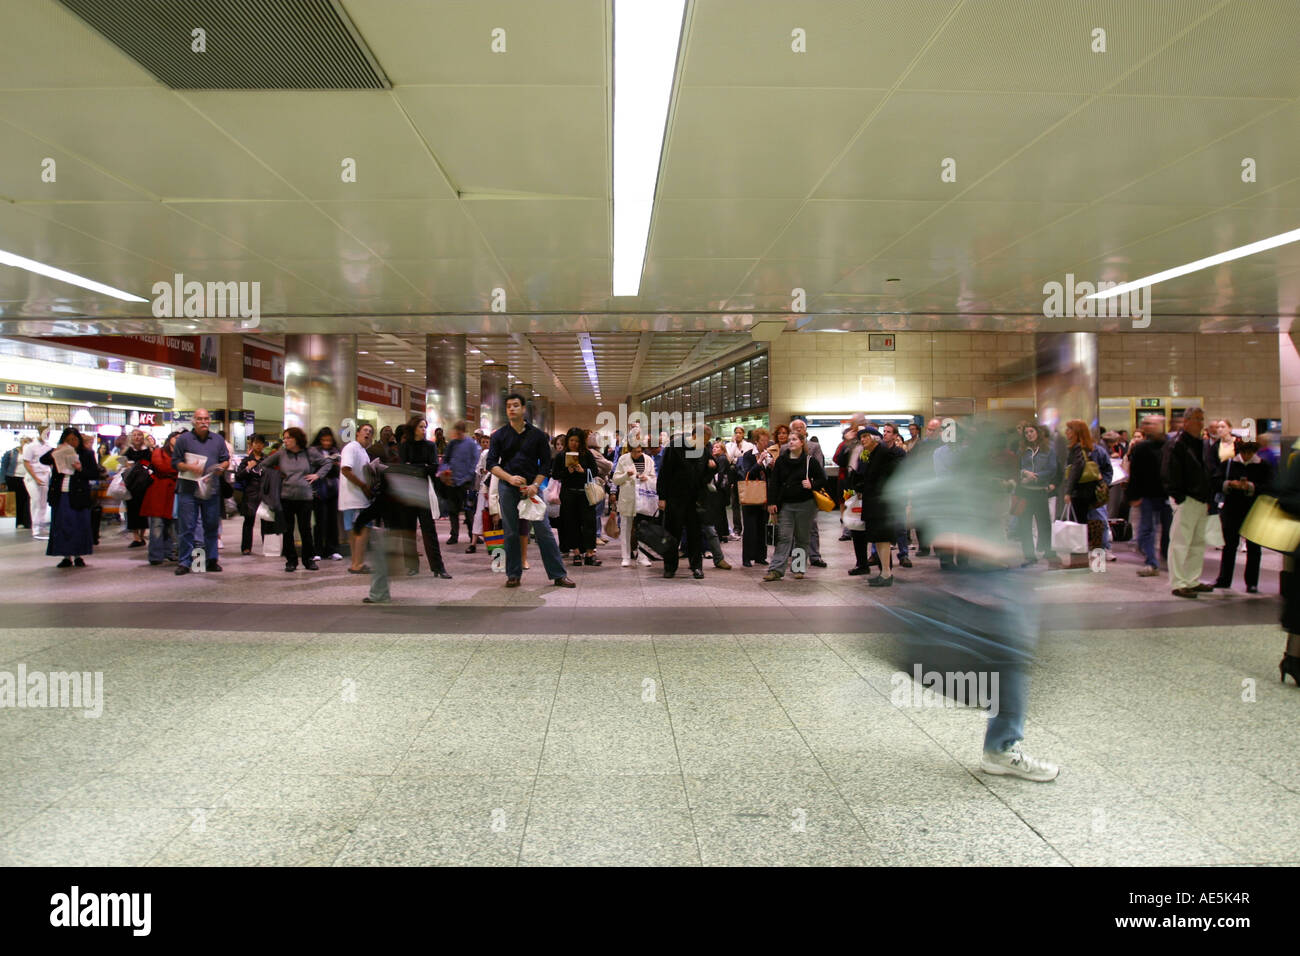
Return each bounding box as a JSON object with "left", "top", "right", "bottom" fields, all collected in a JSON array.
[{"left": 634, "top": 514, "right": 673, "bottom": 562}]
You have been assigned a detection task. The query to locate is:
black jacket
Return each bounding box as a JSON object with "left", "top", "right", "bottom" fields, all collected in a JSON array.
[
  {"left": 40, "top": 446, "right": 99, "bottom": 510},
  {"left": 850, "top": 442, "right": 904, "bottom": 530},
  {"left": 768, "top": 451, "right": 826, "bottom": 507},
  {"left": 1126, "top": 435, "right": 1166, "bottom": 499},
  {"left": 1219, "top": 456, "right": 1274, "bottom": 523},
  {"left": 1162, "top": 430, "right": 1212, "bottom": 505},
  {"left": 657, "top": 438, "right": 711, "bottom": 502}
]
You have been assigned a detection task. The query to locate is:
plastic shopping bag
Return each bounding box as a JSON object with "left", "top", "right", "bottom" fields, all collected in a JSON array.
[{"left": 841, "top": 494, "right": 865, "bottom": 532}]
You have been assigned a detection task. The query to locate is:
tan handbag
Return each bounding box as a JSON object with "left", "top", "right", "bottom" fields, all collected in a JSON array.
[
  {"left": 738, "top": 466, "right": 767, "bottom": 506},
  {"left": 1241, "top": 495, "right": 1300, "bottom": 553},
  {"left": 603, "top": 509, "right": 620, "bottom": 539}
]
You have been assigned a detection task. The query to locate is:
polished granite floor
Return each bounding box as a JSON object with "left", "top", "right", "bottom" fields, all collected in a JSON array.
[{"left": 1, "top": 513, "right": 1297, "bottom": 866}]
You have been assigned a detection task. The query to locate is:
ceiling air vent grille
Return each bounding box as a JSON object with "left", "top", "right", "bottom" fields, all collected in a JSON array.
[{"left": 57, "top": 0, "right": 389, "bottom": 90}]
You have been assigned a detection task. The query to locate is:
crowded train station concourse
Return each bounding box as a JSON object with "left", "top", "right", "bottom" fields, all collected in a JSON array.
[{"left": 0, "top": 0, "right": 1296, "bottom": 907}]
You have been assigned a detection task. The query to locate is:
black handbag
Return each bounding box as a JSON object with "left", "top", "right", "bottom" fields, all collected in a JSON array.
[
  {"left": 123, "top": 460, "right": 154, "bottom": 499},
  {"left": 633, "top": 514, "right": 674, "bottom": 561}
]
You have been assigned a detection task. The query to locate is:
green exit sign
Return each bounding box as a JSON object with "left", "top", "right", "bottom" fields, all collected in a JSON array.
[{"left": 1139, "top": 398, "right": 1162, "bottom": 408}]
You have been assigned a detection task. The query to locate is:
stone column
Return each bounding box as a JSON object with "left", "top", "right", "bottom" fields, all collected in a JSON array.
[
  {"left": 479, "top": 365, "right": 509, "bottom": 434},
  {"left": 1034, "top": 332, "right": 1098, "bottom": 436},
  {"left": 283, "top": 334, "right": 357, "bottom": 436},
  {"left": 425, "top": 333, "right": 466, "bottom": 433}
]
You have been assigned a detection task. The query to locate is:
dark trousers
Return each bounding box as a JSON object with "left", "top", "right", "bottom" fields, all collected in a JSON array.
[
  {"left": 557, "top": 490, "right": 596, "bottom": 553},
  {"left": 281, "top": 499, "right": 315, "bottom": 567},
  {"left": 1015, "top": 491, "right": 1055, "bottom": 561},
  {"left": 444, "top": 483, "right": 469, "bottom": 541},
  {"left": 730, "top": 482, "right": 743, "bottom": 537},
  {"left": 6, "top": 475, "right": 30, "bottom": 528},
  {"left": 1216, "top": 509, "right": 1260, "bottom": 588},
  {"left": 403, "top": 507, "right": 445, "bottom": 572},
  {"left": 241, "top": 510, "right": 276, "bottom": 553},
  {"left": 851, "top": 529, "right": 874, "bottom": 569},
  {"left": 313, "top": 492, "right": 339, "bottom": 556},
  {"left": 662, "top": 498, "right": 702, "bottom": 574},
  {"left": 125, "top": 494, "right": 147, "bottom": 531},
  {"left": 740, "top": 503, "right": 768, "bottom": 562}
]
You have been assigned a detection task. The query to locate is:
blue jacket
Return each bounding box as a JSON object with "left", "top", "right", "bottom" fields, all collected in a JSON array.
[
  {"left": 442, "top": 436, "right": 479, "bottom": 486},
  {"left": 1018, "top": 445, "right": 1058, "bottom": 490}
]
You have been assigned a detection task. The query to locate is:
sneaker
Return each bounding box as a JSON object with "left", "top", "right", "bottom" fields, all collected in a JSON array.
[
  {"left": 1137, "top": 566, "right": 1159, "bottom": 577},
  {"left": 622, "top": 558, "right": 632, "bottom": 568},
  {"left": 1106, "top": 551, "right": 1117, "bottom": 562},
  {"left": 330, "top": 553, "right": 343, "bottom": 561},
  {"left": 636, "top": 554, "right": 652, "bottom": 567},
  {"left": 792, "top": 571, "right": 804, "bottom": 579},
  {"left": 980, "top": 742, "right": 1059, "bottom": 782},
  {"left": 762, "top": 571, "right": 782, "bottom": 582}
]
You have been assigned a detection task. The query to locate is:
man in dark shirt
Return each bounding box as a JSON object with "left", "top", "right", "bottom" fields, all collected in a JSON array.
[
  {"left": 657, "top": 424, "right": 713, "bottom": 579},
  {"left": 486, "top": 394, "right": 575, "bottom": 589},
  {"left": 1127, "top": 415, "right": 1171, "bottom": 576},
  {"left": 173, "top": 408, "right": 229, "bottom": 574},
  {"left": 1161, "top": 406, "right": 1213, "bottom": 598}
]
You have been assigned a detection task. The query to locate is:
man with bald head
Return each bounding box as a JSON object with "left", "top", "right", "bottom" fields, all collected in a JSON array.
[{"left": 173, "top": 408, "right": 230, "bottom": 574}]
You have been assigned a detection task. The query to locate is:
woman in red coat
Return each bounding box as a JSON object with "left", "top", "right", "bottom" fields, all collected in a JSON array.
[{"left": 140, "top": 431, "right": 180, "bottom": 565}]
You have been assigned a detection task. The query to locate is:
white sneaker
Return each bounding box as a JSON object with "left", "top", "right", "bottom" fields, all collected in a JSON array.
[
  {"left": 636, "top": 554, "right": 652, "bottom": 567},
  {"left": 312, "top": 555, "right": 321, "bottom": 562},
  {"left": 980, "top": 742, "right": 1059, "bottom": 782},
  {"left": 330, "top": 553, "right": 343, "bottom": 560},
  {"left": 597, "top": 536, "right": 610, "bottom": 546},
  {"left": 1106, "top": 551, "right": 1117, "bottom": 562},
  {"left": 621, "top": 558, "right": 631, "bottom": 568}
]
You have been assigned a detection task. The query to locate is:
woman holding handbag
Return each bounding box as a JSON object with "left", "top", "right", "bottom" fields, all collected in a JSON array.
[
  {"left": 737, "top": 427, "right": 774, "bottom": 568},
  {"left": 848, "top": 426, "right": 905, "bottom": 587},
  {"left": 1014, "top": 423, "right": 1058, "bottom": 567},
  {"left": 1061, "top": 420, "right": 1111, "bottom": 555},
  {"left": 236, "top": 434, "right": 270, "bottom": 555},
  {"left": 552, "top": 427, "right": 601, "bottom": 566},
  {"left": 612, "top": 430, "right": 657, "bottom": 567}
]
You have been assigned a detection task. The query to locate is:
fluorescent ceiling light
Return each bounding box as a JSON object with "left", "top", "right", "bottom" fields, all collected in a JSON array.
[
  {"left": 612, "top": 0, "right": 685, "bottom": 297},
  {"left": 1087, "top": 226, "right": 1300, "bottom": 300},
  {"left": 358, "top": 350, "right": 369, "bottom": 355},
  {"left": 384, "top": 360, "right": 394, "bottom": 365},
  {"left": 0, "top": 248, "right": 147, "bottom": 302}
]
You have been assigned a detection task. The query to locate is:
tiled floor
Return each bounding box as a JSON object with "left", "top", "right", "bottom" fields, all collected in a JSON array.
[{"left": 1, "top": 514, "right": 1297, "bottom": 865}]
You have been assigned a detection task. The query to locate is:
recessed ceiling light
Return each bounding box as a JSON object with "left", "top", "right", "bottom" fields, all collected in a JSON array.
[
  {"left": 384, "top": 360, "right": 394, "bottom": 365},
  {"left": 405, "top": 368, "right": 415, "bottom": 373},
  {"left": 0, "top": 248, "right": 148, "bottom": 302},
  {"left": 1088, "top": 226, "right": 1300, "bottom": 301},
  {"left": 484, "top": 359, "right": 494, "bottom": 364},
  {"left": 612, "top": 0, "right": 686, "bottom": 297},
  {"left": 358, "top": 350, "right": 369, "bottom": 355}
]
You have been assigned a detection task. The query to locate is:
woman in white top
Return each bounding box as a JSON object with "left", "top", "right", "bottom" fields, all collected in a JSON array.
[
  {"left": 22, "top": 428, "right": 54, "bottom": 538},
  {"left": 612, "top": 430, "right": 657, "bottom": 567}
]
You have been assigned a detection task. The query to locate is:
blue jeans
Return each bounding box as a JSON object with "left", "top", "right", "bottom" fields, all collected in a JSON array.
[
  {"left": 147, "top": 516, "right": 176, "bottom": 563},
  {"left": 498, "top": 481, "right": 568, "bottom": 581},
  {"left": 1137, "top": 498, "right": 1172, "bottom": 569},
  {"left": 980, "top": 570, "right": 1036, "bottom": 753},
  {"left": 176, "top": 492, "right": 220, "bottom": 568}
]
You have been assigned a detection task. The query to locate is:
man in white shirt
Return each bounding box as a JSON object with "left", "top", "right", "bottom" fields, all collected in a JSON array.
[
  {"left": 22, "top": 428, "right": 53, "bottom": 539},
  {"left": 339, "top": 422, "right": 375, "bottom": 573}
]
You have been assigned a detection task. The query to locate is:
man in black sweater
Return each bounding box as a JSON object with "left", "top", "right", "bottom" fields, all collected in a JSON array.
[
  {"left": 1127, "top": 415, "right": 1172, "bottom": 576},
  {"left": 1161, "top": 406, "right": 1213, "bottom": 598},
  {"left": 657, "top": 423, "right": 713, "bottom": 579}
]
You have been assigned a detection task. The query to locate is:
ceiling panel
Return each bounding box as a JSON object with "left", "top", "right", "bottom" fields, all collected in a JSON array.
[
  {"left": 0, "top": 0, "right": 157, "bottom": 89},
  {"left": 658, "top": 87, "right": 884, "bottom": 199},
  {"left": 19, "top": 201, "right": 255, "bottom": 264},
  {"left": 463, "top": 199, "right": 608, "bottom": 258},
  {"left": 341, "top": 0, "right": 605, "bottom": 87},
  {"left": 311, "top": 200, "right": 488, "bottom": 260},
  {"left": 185, "top": 91, "right": 457, "bottom": 200},
  {"left": 682, "top": 0, "right": 959, "bottom": 88},
  {"left": 168, "top": 202, "right": 374, "bottom": 261},
  {"left": 650, "top": 199, "right": 800, "bottom": 259},
  {"left": 0, "top": 119, "right": 151, "bottom": 202}
]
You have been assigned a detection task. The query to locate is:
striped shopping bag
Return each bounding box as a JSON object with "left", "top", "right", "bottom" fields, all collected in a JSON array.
[{"left": 484, "top": 527, "right": 505, "bottom": 552}]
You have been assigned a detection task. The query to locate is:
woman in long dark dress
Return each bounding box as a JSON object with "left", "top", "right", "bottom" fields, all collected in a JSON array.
[
  {"left": 737, "top": 427, "right": 774, "bottom": 568},
  {"left": 1270, "top": 443, "right": 1300, "bottom": 686},
  {"left": 552, "top": 427, "right": 600, "bottom": 566},
  {"left": 123, "top": 428, "right": 151, "bottom": 548},
  {"left": 39, "top": 427, "right": 95, "bottom": 567}
]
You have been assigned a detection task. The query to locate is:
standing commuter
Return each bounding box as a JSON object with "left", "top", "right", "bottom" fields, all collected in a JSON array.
[
  {"left": 236, "top": 434, "right": 270, "bottom": 555},
  {"left": 309, "top": 427, "right": 343, "bottom": 561},
  {"left": 22, "top": 427, "right": 53, "bottom": 539},
  {"left": 122, "top": 429, "right": 151, "bottom": 549},
  {"left": 338, "top": 422, "right": 375, "bottom": 574},
  {"left": 612, "top": 430, "right": 656, "bottom": 567},
  {"left": 397, "top": 416, "right": 451, "bottom": 579},
  {"left": 1162, "top": 406, "right": 1213, "bottom": 599},
  {"left": 3, "top": 437, "right": 32, "bottom": 529},
  {"left": 738, "top": 427, "right": 774, "bottom": 568},
  {"left": 789, "top": 419, "right": 827, "bottom": 568},
  {"left": 39, "top": 427, "right": 96, "bottom": 568},
  {"left": 763, "top": 433, "right": 827, "bottom": 582},
  {"left": 1212, "top": 439, "right": 1272, "bottom": 593},
  {"left": 141, "top": 431, "right": 180, "bottom": 565},
  {"left": 657, "top": 424, "right": 713, "bottom": 579},
  {"left": 1128, "top": 415, "right": 1172, "bottom": 577},
  {"left": 439, "top": 420, "right": 479, "bottom": 547},
  {"left": 262, "top": 426, "right": 331, "bottom": 572},
  {"left": 173, "top": 409, "right": 229, "bottom": 575}
]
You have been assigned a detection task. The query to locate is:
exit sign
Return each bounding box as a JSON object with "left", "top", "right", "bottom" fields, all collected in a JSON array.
[{"left": 868, "top": 334, "right": 895, "bottom": 351}]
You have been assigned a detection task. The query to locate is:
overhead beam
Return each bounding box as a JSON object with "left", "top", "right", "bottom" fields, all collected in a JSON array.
[
  {"left": 627, "top": 332, "right": 653, "bottom": 392},
  {"left": 681, "top": 331, "right": 718, "bottom": 369},
  {"left": 512, "top": 332, "right": 575, "bottom": 405}
]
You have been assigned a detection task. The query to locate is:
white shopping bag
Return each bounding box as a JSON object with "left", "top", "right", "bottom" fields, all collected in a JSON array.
[
  {"left": 1204, "top": 513, "right": 1224, "bottom": 548},
  {"left": 1051, "top": 505, "right": 1087, "bottom": 554},
  {"left": 518, "top": 493, "right": 546, "bottom": 522},
  {"left": 841, "top": 494, "right": 865, "bottom": 532},
  {"left": 635, "top": 483, "right": 659, "bottom": 517},
  {"left": 107, "top": 472, "right": 131, "bottom": 501},
  {"left": 262, "top": 532, "right": 283, "bottom": 558}
]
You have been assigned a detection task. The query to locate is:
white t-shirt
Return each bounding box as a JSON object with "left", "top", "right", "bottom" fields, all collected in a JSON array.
[
  {"left": 338, "top": 440, "right": 372, "bottom": 510},
  {"left": 22, "top": 439, "right": 51, "bottom": 481}
]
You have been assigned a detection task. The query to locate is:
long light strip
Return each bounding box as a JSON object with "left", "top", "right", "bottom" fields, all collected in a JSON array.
[
  {"left": 578, "top": 332, "right": 601, "bottom": 399},
  {"left": 1086, "top": 226, "right": 1300, "bottom": 301},
  {"left": 612, "top": 0, "right": 686, "bottom": 297},
  {"left": 0, "top": 248, "right": 148, "bottom": 302}
]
